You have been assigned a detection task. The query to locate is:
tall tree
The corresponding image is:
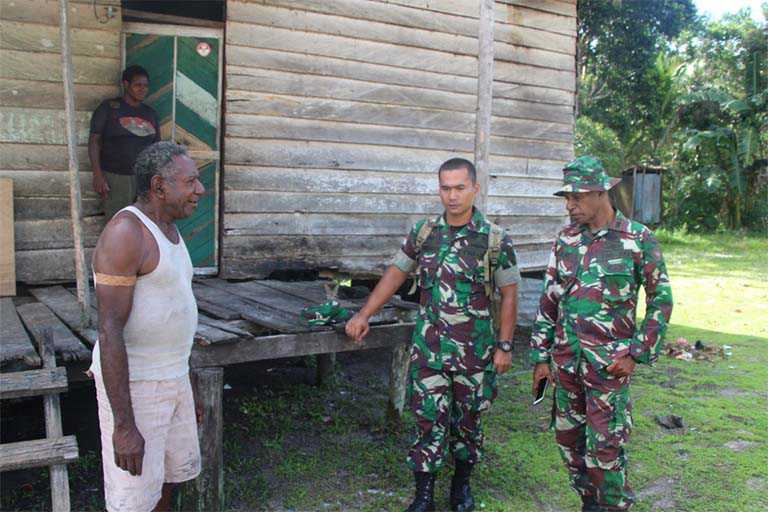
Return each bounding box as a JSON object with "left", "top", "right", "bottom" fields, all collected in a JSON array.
[{"left": 577, "top": 0, "right": 697, "bottom": 149}]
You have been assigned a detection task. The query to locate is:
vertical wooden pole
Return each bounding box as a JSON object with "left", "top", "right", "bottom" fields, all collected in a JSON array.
[
  {"left": 387, "top": 342, "right": 410, "bottom": 426},
  {"left": 475, "top": 0, "right": 495, "bottom": 213},
  {"left": 316, "top": 353, "right": 335, "bottom": 386},
  {"left": 187, "top": 367, "right": 224, "bottom": 512},
  {"left": 40, "top": 329, "right": 71, "bottom": 512},
  {"left": 58, "top": 0, "right": 91, "bottom": 326},
  {"left": 0, "top": 178, "right": 16, "bottom": 296}
]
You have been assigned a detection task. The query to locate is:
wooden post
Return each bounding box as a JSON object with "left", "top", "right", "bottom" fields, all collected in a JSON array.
[
  {"left": 40, "top": 329, "right": 71, "bottom": 512},
  {"left": 387, "top": 342, "right": 410, "bottom": 425},
  {"left": 58, "top": 0, "right": 91, "bottom": 326},
  {"left": 0, "top": 178, "right": 15, "bottom": 297},
  {"left": 186, "top": 367, "right": 224, "bottom": 512},
  {"left": 475, "top": 0, "right": 495, "bottom": 213},
  {"left": 316, "top": 353, "right": 335, "bottom": 386}
]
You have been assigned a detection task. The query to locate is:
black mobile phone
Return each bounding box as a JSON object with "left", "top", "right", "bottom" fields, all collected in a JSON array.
[{"left": 533, "top": 377, "right": 549, "bottom": 406}]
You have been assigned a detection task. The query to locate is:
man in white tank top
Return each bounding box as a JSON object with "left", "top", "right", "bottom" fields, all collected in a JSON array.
[{"left": 90, "top": 141, "right": 204, "bottom": 512}]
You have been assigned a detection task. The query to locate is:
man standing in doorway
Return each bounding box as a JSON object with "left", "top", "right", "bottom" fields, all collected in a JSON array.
[
  {"left": 346, "top": 158, "right": 521, "bottom": 512},
  {"left": 89, "top": 65, "right": 161, "bottom": 219},
  {"left": 530, "top": 156, "right": 673, "bottom": 511},
  {"left": 90, "top": 141, "right": 204, "bottom": 512}
]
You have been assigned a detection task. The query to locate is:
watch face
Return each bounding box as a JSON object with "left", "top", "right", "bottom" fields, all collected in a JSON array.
[{"left": 498, "top": 341, "right": 512, "bottom": 352}]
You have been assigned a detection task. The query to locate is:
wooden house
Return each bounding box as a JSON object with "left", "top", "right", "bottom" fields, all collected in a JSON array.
[{"left": 1, "top": 0, "right": 575, "bottom": 302}]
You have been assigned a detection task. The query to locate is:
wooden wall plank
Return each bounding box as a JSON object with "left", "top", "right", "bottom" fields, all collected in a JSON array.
[
  {"left": 230, "top": 0, "right": 574, "bottom": 54},
  {"left": 227, "top": 23, "right": 574, "bottom": 90},
  {"left": 0, "top": 79, "right": 117, "bottom": 110},
  {"left": 223, "top": 212, "right": 565, "bottom": 237},
  {"left": 0, "top": 170, "right": 97, "bottom": 198},
  {"left": 224, "top": 138, "right": 564, "bottom": 178},
  {"left": 0, "top": 107, "right": 90, "bottom": 145},
  {"left": 0, "top": 144, "right": 90, "bottom": 171},
  {"left": 14, "top": 197, "right": 101, "bottom": 221},
  {"left": 14, "top": 218, "right": 102, "bottom": 251},
  {"left": 227, "top": 52, "right": 573, "bottom": 106},
  {"left": 371, "top": 1, "right": 576, "bottom": 27},
  {"left": 15, "top": 248, "right": 95, "bottom": 285},
  {"left": 224, "top": 190, "right": 564, "bottom": 217},
  {"left": 0, "top": 0, "right": 122, "bottom": 31},
  {"left": 0, "top": 49, "right": 119, "bottom": 84},
  {"left": 226, "top": 115, "right": 572, "bottom": 160},
  {"left": 223, "top": 166, "right": 562, "bottom": 196},
  {"left": 226, "top": 91, "right": 572, "bottom": 127},
  {"left": 0, "top": 21, "right": 120, "bottom": 58}
]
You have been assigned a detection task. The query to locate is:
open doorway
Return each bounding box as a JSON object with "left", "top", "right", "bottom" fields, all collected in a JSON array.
[{"left": 121, "top": 1, "right": 224, "bottom": 274}]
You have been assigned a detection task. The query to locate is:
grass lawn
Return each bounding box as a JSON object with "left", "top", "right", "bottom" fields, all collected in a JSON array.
[{"left": 2, "top": 233, "right": 765, "bottom": 511}]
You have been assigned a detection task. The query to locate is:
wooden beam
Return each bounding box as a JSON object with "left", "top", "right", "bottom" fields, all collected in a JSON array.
[
  {"left": 0, "top": 367, "right": 68, "bottom": 399},
  {"left": 475, "top": 0, "right": 495, "bottom": 213},
  {"left": 0, "top": 436, "right": 79, "bottom": 472},
  {"left": 39, "top": 328, "right": 73, "bottom": 512},
  {"left": 122, "top": 10, "right": 224, "bottom": 29},
  {"left": 191, "top": 323, "right": 414, "bottom": 368},
  {"left": 59, "top": 0, "right": 91, "bottom": 328},
  {"left": 387, "top": 342, "right": 411, "bottom": 425},
  {"left": 184, "top": 367, "right": 224, "bottom": 512},
  {"left": 0, "top": 178, "right": 15, "bottom": 296}
]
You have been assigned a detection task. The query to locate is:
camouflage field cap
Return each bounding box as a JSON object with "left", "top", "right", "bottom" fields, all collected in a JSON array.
[{"left": 554, "top": 155, "right": 621, "bottom": 196}]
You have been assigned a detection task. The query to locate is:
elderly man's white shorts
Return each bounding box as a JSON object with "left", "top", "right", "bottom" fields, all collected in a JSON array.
[{"left": 94, "top": 373, "right": 201, "bottom": 512}]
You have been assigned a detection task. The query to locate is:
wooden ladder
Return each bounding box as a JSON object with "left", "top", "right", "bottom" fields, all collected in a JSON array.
[{"left": 0, "top": 329, "right": 78, "bottom": 511}]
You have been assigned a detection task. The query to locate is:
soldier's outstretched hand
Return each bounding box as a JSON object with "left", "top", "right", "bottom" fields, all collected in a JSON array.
[{"left": 345, "top": 313, "right": 370, "bottom": 344}]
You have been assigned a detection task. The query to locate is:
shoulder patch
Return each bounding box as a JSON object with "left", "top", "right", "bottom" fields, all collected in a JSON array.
[{"left": 109, "top": 99, "right": 121, "bottom": 109}]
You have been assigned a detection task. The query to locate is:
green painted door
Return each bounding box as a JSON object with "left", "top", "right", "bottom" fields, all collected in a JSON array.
[{"left": 124, "top": 27, "right": 221, "bottom": 271}]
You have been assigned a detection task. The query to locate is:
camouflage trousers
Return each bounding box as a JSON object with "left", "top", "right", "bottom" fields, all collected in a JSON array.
[
  {"left": 552, "top": 362, "right": 635, "bottom": 511},
  {"left": 407, "top": 364, "right": 497, "bottom": 473}
]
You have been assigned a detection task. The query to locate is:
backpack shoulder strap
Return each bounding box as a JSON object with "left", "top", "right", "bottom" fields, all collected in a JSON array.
[
  {"left": 407, "top": 216, "right": 440, "bottom": 295},
  {"left": 484, "top": 222, "right": 506, "bottom": 297}
]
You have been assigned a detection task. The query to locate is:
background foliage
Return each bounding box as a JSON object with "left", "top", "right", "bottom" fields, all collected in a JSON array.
[{"left": 575, "top": 0, "right": 768, "bottom": 233}]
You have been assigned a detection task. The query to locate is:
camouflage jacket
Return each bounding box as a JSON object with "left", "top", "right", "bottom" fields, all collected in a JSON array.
[
  {"left": 529, "top": 210, "right": 673, "bottom": 371},
  {"left": 393, "top": 209, "right": 521, "bottom": 372}
]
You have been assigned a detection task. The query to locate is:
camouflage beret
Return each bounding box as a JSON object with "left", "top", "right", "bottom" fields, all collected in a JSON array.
[{"left": 554, "top": 155, "right": 621, "bottom": 196}]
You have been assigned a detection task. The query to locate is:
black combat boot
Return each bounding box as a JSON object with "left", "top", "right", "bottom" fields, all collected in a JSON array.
[
  {"left": 581, "top": 494, "right": 601, "bottom": 512},
  {"left": 406, "top": 471, "right": 436, "bottom": 512},
  {"left": 449, "top": 460, "right": 475, "bottom": 512}
]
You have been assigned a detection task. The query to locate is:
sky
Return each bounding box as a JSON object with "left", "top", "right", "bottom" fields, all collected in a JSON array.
[{"left": 694, "top": 0, "right": 766, "bottom": 22}]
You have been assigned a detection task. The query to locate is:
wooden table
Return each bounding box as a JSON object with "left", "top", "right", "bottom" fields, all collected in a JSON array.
[{"left": 1, "top": 278, "right": 416, "bottom": 511}]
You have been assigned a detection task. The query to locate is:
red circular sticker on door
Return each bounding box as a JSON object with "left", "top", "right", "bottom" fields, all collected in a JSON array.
[{"left": 196, "top": 41, "right": 211, "bottom": 57}]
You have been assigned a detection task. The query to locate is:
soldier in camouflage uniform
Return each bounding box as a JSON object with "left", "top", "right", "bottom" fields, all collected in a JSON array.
[
  {"left": 346, "top": 158, "right": 521, "bottom": 512},
  {"left": 530, "top": 156, "right": 673, "bottom": 511}
]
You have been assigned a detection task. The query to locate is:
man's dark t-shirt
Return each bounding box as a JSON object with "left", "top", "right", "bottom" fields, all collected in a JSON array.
[{"left": 90, "top": 98, "right": 160, "bottom": 175}]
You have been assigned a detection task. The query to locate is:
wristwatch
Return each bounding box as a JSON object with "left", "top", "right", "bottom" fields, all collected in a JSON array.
[{"left": 496, "top": 340, "right": 513, "bottom": 353}]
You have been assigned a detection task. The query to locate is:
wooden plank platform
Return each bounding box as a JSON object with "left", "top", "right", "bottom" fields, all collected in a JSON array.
[
  {"left": 16, "top": 302, "right": 91, "bottom": 363},
  {"left": 29, "top": 286, "right": 98, "bottom": 346},
  {"left": 1, "top": 279, "right": 417, "bottom": 374},
  {"left": 0, "top": 297, "right": 41, "bottom": 370}
]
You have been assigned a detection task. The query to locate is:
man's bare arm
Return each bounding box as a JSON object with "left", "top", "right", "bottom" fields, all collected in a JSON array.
[
  {"left": 93, "top": 214, "right": 145, "bottom": 475},
  {"left": 345, "top": 265, "right": 409, "bottom": 343}
]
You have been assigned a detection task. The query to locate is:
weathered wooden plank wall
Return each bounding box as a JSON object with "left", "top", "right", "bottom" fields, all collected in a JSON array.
[
  {"left": 222, "top": 0, "right": 574, "bottom": 278},
  {"left": 0, "top": 0, "right": 121, "bottom": 282}
]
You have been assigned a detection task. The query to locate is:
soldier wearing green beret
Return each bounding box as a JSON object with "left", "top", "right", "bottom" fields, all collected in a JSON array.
[{"left": 530, "top": 156, "right": 673, "bottom": 511}]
